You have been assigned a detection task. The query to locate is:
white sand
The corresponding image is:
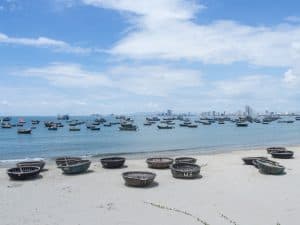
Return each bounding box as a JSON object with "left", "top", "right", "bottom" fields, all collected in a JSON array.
[{"left": 0, "top": 147, "right": 299, "bottom": 225}]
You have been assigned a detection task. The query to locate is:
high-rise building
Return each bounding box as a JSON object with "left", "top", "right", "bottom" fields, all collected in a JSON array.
[{"left": 245, "top": 105, "right": 254, "bottom": 117}]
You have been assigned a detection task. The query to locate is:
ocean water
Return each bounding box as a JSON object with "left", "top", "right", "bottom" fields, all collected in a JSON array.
[{"left": 0, "top": 115, "right": 300, "bottom": 161}]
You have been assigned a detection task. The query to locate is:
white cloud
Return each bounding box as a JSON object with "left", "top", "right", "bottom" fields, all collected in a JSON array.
[
  {"left": 79, "top": 0, "right": 300, "bottom": 68},
  {"left": 23, "top": 63, "right": 112, "bottom": 87},
  {"left": 283, "top": 68, "right": 300, "bottom": 86},
  {"left": 285, "top": 16, "right": 300, "bottom": 23},
  {"left": 0, "top": 32, "right": 91, "bottom": 54},
  {"left": 20, "top": 62, "right": 202, "bottom": 96},
  {"left": 109, "top": 65, "right": 201, "bottom": 96}
]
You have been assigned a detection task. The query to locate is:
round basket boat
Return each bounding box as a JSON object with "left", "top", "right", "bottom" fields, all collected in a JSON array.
[
  {"left": 242, "top": 157, "right": 268, "bottom": 166},
  {"left": 101, "top": 157, "right": 126, "bottom": 168},
  {"left": 7, "top": 166, "right": 41, "bottom": 180},
  {"left": 55, "top": 157, "right": 82, "bottom": 166},
  {"left": 122, "top": 171, "right": 156, "bottom": 187},
  {"left": 252, "top": 159, "right": 279, "bottom": 168},
  {"left": 171, "top": 163, "right": 200, "bottom": 179},
  {"left": 175, "top": 157, "right": 197, "bottom": 164},
  {"left": 146, "top": 157, "right": 174, "bottom": 169},
  {"left": 59, "top": 160, "right": 91, "bottom": 174},
  {"left": 271, "top": 151, "right": 294, "bottom": 159},
  {"left": 16, "top": 160, "right": 45, "bottom": 171},
  {"left": 266, "top": 147, "right": 286, "bottom": 154},
  {"left": 255, "top": 159, "right": 285, "bottom": 175}
]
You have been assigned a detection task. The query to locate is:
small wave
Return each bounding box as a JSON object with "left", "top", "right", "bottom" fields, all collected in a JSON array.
[{"left": 0, "top": 157, "right": 45, "bottom": 166}]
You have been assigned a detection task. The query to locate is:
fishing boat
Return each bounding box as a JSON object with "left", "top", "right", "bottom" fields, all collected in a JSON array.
[
  {"left": 56, "top": 123, "right": 64, "bottom": 127},
  {"left": 171, "top": 163, "right": 201, "bottom": 179},
  {"left": 1, "top": 123, "right": 12, "bottom": 128},
  {"left": 278, "top": 120, "right": 294, "bottom": 124},
  {"left": 122, "top": 171, "right": 156, "bottom": 187},
  {"left": 166, "top": 121, "right": 175, "bottom": 125},
  {"left": 266, "top": 147, "right": 286, "bottom": 154},
  {"left": 18, "top": 118, "right": 26, "bottom": 124},
  {"left": 146, "top": 117, "right": 160, "bottom": 122},
  {"left": 7, "top": 166, "right": 41, "bottom": 180},
  {"left": 92, "top": 121, "right": 101, "bottom": 126},
  {"left": 175, "top": 157, "right": 197, "bottom": 164},
  {"left": 17, "top": 129, "right": 32, "bottom": 134},
  {"left": 55, "top": 157, "right": 82, "bottom": 166},
  {"left": 119, "top": 123, "right": 137, "bottom": 131},
  {"left": 202, "top": 120, "right": 211, "bottom": 125},
  {"left": 31, "top": 120, "right": 40, "bottom": 125},
  {"left": 58, "top": 160, "right": 91, "bottom": 174},
  {"left": 100, "top": 157, "right": 126, "bottom": 168},
  {"left": 69, "top": 126, "right": 80, "bottom": 131},
  {"left": 2, "top": 117, "right": 11, "bottom": 121},
  {"left": 236, "top": 122, "right": 248, "bottom": 127},
  {"left": 90, "top": 126, "right": 100, "bottom": 131},
  {"left": 48, "top": 126, "right": 58, "bottom": 131},
  {"left": 157, "top": 124, "right": 173, "bottom": 129},
  {"left": 271, "top": 151, "right": 294, "bottom": 159},
  {"left": 255, "top": 159, "right": 285, "bottom": 175},
  {"left": 16, "top": 160, "right": 46, "bottom": 171},
  {"left": 179, "top": 121, "right": 191, "bottom": 127},
  {"left": 146, "top": 157, "right": 173, "bottom": 169},
  {"left": 44, "top": 121, "right": 54, "bottom": 127},
  {"left": 295, "top": 116, "right": 300, "bottom": 120},
  {"left": 242, "top": 157, "right": 268, "bottom": 166},
  {"left": 187, "top": 124, "right": 198, "bottom": 128}
]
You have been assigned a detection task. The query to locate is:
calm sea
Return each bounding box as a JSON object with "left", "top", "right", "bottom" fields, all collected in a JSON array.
[{"left": 0, "top": 115, "right": 299, "bottom": 161}]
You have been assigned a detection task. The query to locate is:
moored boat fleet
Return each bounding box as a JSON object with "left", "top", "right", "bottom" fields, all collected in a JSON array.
[{"left": 1, "top": 114, "right": 299, "bottom": 135}]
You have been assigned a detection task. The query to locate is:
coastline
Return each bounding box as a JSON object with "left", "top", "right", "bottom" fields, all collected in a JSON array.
[
  {"left": 0, "top": 146, "right": 299, "bottom": 225},
  {"left": 1, "top": 143, "right": 299, "bottom": 167}
]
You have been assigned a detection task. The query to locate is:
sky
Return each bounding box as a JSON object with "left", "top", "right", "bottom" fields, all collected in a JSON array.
[{"left": 0, "top": 0, "right": 300, "bottom": 115}]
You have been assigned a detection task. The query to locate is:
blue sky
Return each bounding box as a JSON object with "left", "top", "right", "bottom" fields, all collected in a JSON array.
[{"left": 0, "top": 0, "right": 300, "bottom": 115}]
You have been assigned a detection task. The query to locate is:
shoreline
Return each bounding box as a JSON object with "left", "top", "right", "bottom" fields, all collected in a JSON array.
[
  {"left": 1, "top": 144, "right": 299, "bottom": 168},
  {"left": 0, "top": 146, "right": 299, "bottom": 225}
]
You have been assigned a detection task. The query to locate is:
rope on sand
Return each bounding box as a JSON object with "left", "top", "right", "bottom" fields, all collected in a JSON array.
[
  {"left": 144, "top": 201, "right": 210, "bottom": 225},
  {"left": 219, "top": 212, "right": 239, "bottom": 225}
]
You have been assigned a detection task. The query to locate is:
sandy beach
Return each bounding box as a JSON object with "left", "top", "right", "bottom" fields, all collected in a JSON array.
[{"left": 0, "top": 147, "right": 299, "bottom": 225}]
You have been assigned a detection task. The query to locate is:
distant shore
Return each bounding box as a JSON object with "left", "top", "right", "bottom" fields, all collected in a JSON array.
[{"left": 0, "top": 146, "right": 299, "bottom": 225}]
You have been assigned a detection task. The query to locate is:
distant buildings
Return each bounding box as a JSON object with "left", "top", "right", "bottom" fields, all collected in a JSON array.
[
  {"left": 166, "top": 109, "right": 173, "bottom": 116},
  {"left": 245, "top": 105, "right": 254, "bottom": 117}
]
